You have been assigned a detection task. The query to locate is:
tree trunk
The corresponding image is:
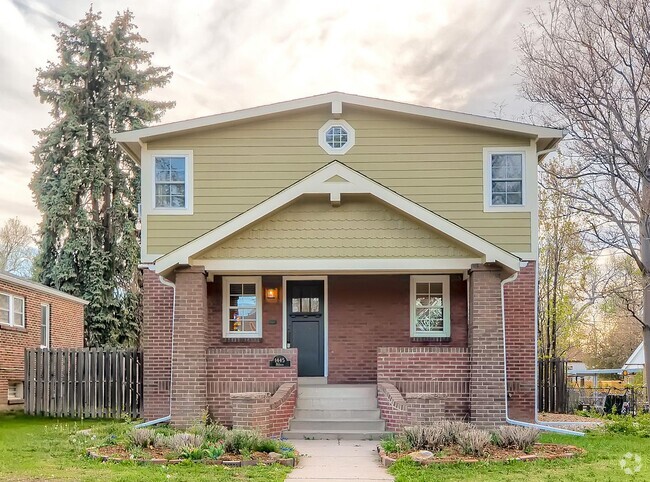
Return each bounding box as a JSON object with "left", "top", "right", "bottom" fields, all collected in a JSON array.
[{"left": 642, "top": 175, "right": 650, "bottom": 406}]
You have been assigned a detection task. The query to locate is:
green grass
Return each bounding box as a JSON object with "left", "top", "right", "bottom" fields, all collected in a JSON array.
[
  {"left": 0, "top": 412, "right": 292, "bottom": 481},
  {"left": 389, "top": 431, "right": 650, "bottom": 481}
]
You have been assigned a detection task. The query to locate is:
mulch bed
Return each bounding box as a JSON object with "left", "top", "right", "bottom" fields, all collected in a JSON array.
[
  {"left": 88, "top": 445, "right": 295, "bottom": 467},
  {"left": 378, "top": 443, "right": 585, "bottom": 467},
  {"left": 537, "top": 413, "right": 602, "bottom": 423}
]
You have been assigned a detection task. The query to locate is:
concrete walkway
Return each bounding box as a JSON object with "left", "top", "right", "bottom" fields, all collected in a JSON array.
[{"left": 287, "top": 439, "right": 394, "bottom": 482}]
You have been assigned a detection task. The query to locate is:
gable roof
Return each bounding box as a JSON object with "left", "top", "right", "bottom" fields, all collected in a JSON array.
[
  {"left": 0, "top": 271, "right": 89, "bottom": 305},
  {"left": 113, "top": 92, "right": 565, "bottom": 163},
  {"left": 153, "top": 161, "right": 521, "bottom": 276},
  {"left": 623, "top": 342, "right": 644, "bottom": 369}
]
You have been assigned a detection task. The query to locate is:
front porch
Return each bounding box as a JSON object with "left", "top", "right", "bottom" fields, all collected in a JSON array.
[{"left": 141, "top": 264, "right": 536, "bottom": 437}]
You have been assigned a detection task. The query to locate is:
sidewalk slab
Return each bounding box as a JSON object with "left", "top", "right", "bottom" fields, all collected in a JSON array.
[{"left": 286, "top": 439, "right": 394, "bottom": 481}]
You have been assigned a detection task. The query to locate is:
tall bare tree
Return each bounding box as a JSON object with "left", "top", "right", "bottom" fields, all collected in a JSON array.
[
  {"left": 519, "top": 0, "right": 650, "bottom": 399},
  {"left": 0, "top": 217, "right": 34, "bottom": 277}
]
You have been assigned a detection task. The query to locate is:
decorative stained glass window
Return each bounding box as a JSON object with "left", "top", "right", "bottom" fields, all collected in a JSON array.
[{"left": 410, "top": 276, "right": 450, "bottom": 337}]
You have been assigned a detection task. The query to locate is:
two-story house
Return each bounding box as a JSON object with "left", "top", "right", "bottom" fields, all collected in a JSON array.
[{"left": 114, "top": 92, "right": 563, "bottom": 438}]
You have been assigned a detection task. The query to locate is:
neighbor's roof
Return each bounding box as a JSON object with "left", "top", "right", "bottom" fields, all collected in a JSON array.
[
  {"left": 623, "top": 342, "right": 644, "bottom": 369},
  {"left": 0, "top": 271, "right": 89, "bottom": 305},
  {"left": 113, "top": 91, "right": 566, "bottom": 163}
]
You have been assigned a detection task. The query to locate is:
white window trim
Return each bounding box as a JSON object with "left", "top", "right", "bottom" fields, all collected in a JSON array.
[
  {"left": 222, "top": 276, "right": 263, "bottom": 338},
  {"left": 483, "top": 148, "right": 529, "bottom": 212},
  {"left": 8, "top": 381, "right": 24, "bottom": 401},
  {"left": 150, "top": 150, "right": 194, "bottom": 215},
  {"left": 0, "top": 292, "right": 25, "bottom": 328},
  {"left": 410, "top": 275, "right": 451, "bottom": 338},
  {"left": 41, "top": 303, "right": 51, "bottom": 348},
  {"left": 318, "top": 119, "right": 356, "bottom": 155}
]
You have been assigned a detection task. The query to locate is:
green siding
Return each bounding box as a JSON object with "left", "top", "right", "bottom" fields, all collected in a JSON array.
[
  {"left": 146, "top": 105, "right": 532, "bottom": 255},
  {"left": 198, "top": 196, "right": 479, "bottom": 260}
]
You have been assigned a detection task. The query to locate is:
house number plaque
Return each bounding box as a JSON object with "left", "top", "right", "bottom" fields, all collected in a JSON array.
[{"left": 269, "top": 355, "right": 291, "bottom": 367}]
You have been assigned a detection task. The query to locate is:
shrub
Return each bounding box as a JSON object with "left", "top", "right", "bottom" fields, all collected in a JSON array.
[
  {"left": 456, "top": 428, "right": 492, "bottom": 457},
  {"left": 128, "top": 428, "right": 156, "bottom": 448},
  {"left": 402, "top": 426, "right": 427, "bottom": 450},
  {"left": 180, "top": 446, "right": 204, "bottom": 460},
  {"left": 604, "top": 414, "right": 650, "bottom": 437},
  {"left": 422, "top": 424, "right": 448, "bottom": 451},
  {"left": 156, "top": 432, "right": 205, "bottom": 451},
  {"left": 224, "top": 429, "right": 260, "bottom": 454},
  {"left": 442, "top": 420, "right": 472, "bottom": 445},
  {"left": 380, "top": 434, "right": 413, "bottom": 454},
  {"left": 255, "top": 438, "right": 281, "bottom": 453},
  {"left": 492, "top": 426, "right": 539, "bottom": 451},
  {"left": 203, "top": 442, "right": 225, "bottom": 460},
  {"left": 188, "top": 423, "right": 227, "bottom": 443}
]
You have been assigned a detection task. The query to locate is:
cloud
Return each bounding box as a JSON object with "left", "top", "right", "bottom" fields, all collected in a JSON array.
[{"left": 0, "top": 0, "right": 546, "bottom": 229}]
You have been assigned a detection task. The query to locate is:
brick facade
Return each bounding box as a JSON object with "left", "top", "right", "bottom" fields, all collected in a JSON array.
[
  {"left": 207, "top": 347, "right": 297, "bottom": 427},
  {"left": 141, "top": 264, "right": 537, "bottom": 429},
  {"left": 0, "top": 276, "right": 85, "bottom": 411},
  {"left": 141, "top": 269, "right": 173, "bottom": 420},
  {"left": 170, "top": 266, "right": 209, "bottom": 427},
  {"left": 377, "top": 346, "right": 470, "bottom": 420},
  {"left": 504, "top": 261, "right": 536, "bottom": 422},
  {"left": 328, "top": 274, "right": 468, "bottom": 383},
  {"left": 468, "top": 264, "right": 507, "bottom": 427}
]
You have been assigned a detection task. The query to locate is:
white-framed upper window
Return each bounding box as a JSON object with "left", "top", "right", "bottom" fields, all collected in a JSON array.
[
  {"left": 154, "top": 155, "right": 187, "bottom": 208},
  {"left": 484, "top": 149, "right": 526, "bottom": 210},
  {"left": 149, "top": 151, "right": 194, "bottom": 215},
  {"left": 41, "top": 304, "right": 50, "bottom": 348},
  {"left": 222, "top": 276, "right": 262, "bottom": 338},
  {"left": 0, "top": 293, "right": 25, "bottom": 328},
  {"left": 318, "top": 119, "right": 356, "bottom": 155},
  {"left": 410, "top": 275, "right": 451, "bottom": 338}
]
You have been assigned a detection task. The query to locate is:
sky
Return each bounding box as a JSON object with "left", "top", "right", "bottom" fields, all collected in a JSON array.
[{"left": 0, "top": 0, "right": 544, "bottom": 230}]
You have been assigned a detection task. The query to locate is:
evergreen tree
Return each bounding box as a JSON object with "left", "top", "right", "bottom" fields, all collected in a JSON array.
[{"left": 31, "top": 9, "right": 174, "bottom": 346}]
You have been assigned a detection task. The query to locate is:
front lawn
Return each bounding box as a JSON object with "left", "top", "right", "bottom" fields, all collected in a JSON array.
[
  {"left": 0, "top": 412, "right": 291, "bottom": 481},
  {"left": 389, "top": 431, "right": 650, "bottom": 481}
]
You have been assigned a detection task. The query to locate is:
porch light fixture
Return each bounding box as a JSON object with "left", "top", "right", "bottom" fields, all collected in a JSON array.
[{"left": 265, "top": 287, "right": 279, "bottom": 302}]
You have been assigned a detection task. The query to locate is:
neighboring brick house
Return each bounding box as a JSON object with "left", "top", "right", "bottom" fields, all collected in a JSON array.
[
  {"left": 114, "top": 92, "right": 564, "bottom": 437},
  {"left": 0, "top": 271, "right": 87, "bottom": 410}
]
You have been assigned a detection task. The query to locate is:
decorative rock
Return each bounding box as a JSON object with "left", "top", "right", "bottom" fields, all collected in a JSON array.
[
  {"left": 268, "top": 452, "right": 284, "bottom": 460},
  {"left": 410, "top": 450, "right": 435, "bottom": 463}
]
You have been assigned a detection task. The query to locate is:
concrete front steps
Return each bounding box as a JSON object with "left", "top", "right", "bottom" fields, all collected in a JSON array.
[{"left": 283, "top": 380, "right": 391, "bottom": 440}]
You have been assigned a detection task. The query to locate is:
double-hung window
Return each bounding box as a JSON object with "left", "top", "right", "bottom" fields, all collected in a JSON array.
[
  {"left": 487, "top": 152, "right": 525, "bottom": 207},
  {"left": 0, "top": 293, "right": 25, "bottom": 328},
  {"left": 41, "top": 304, "right": 51, "bottom": 347},
  {"left": 154, "top": 155, "right": 188, "bottom": 209},
  {"left": 222, "top": 277, "right": 262, "bottom": 338},
  {"left": 410, "top": 276, "right": 451, "bottom": 338}
]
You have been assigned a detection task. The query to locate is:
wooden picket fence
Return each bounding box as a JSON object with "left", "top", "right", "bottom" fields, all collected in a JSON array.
[
  {"left": 24, "top": 348, "right": 143, "bottom": 418},
  {"left": 538, "top": 357, "right": 569, "bottom": 413}
]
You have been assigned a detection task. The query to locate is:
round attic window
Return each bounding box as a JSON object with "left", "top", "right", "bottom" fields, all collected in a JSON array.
[
  {"left": 318, "top": 119, "right": 356, "bottom": 155},
  {"left": 325, "top": 125, "right": 348, "bottom": 149}
]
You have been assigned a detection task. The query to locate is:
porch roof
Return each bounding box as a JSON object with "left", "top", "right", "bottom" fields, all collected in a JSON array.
[{"left": 153, "top": 161, "right": 521, "bottom": 276}]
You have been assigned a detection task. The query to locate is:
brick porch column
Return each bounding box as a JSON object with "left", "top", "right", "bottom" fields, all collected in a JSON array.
[
  {"left": 171, "top": 265, "right": 208, "bottom": 427},
  {"left": 468, "top": 264, "right": 507, "bottom": 427}
]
